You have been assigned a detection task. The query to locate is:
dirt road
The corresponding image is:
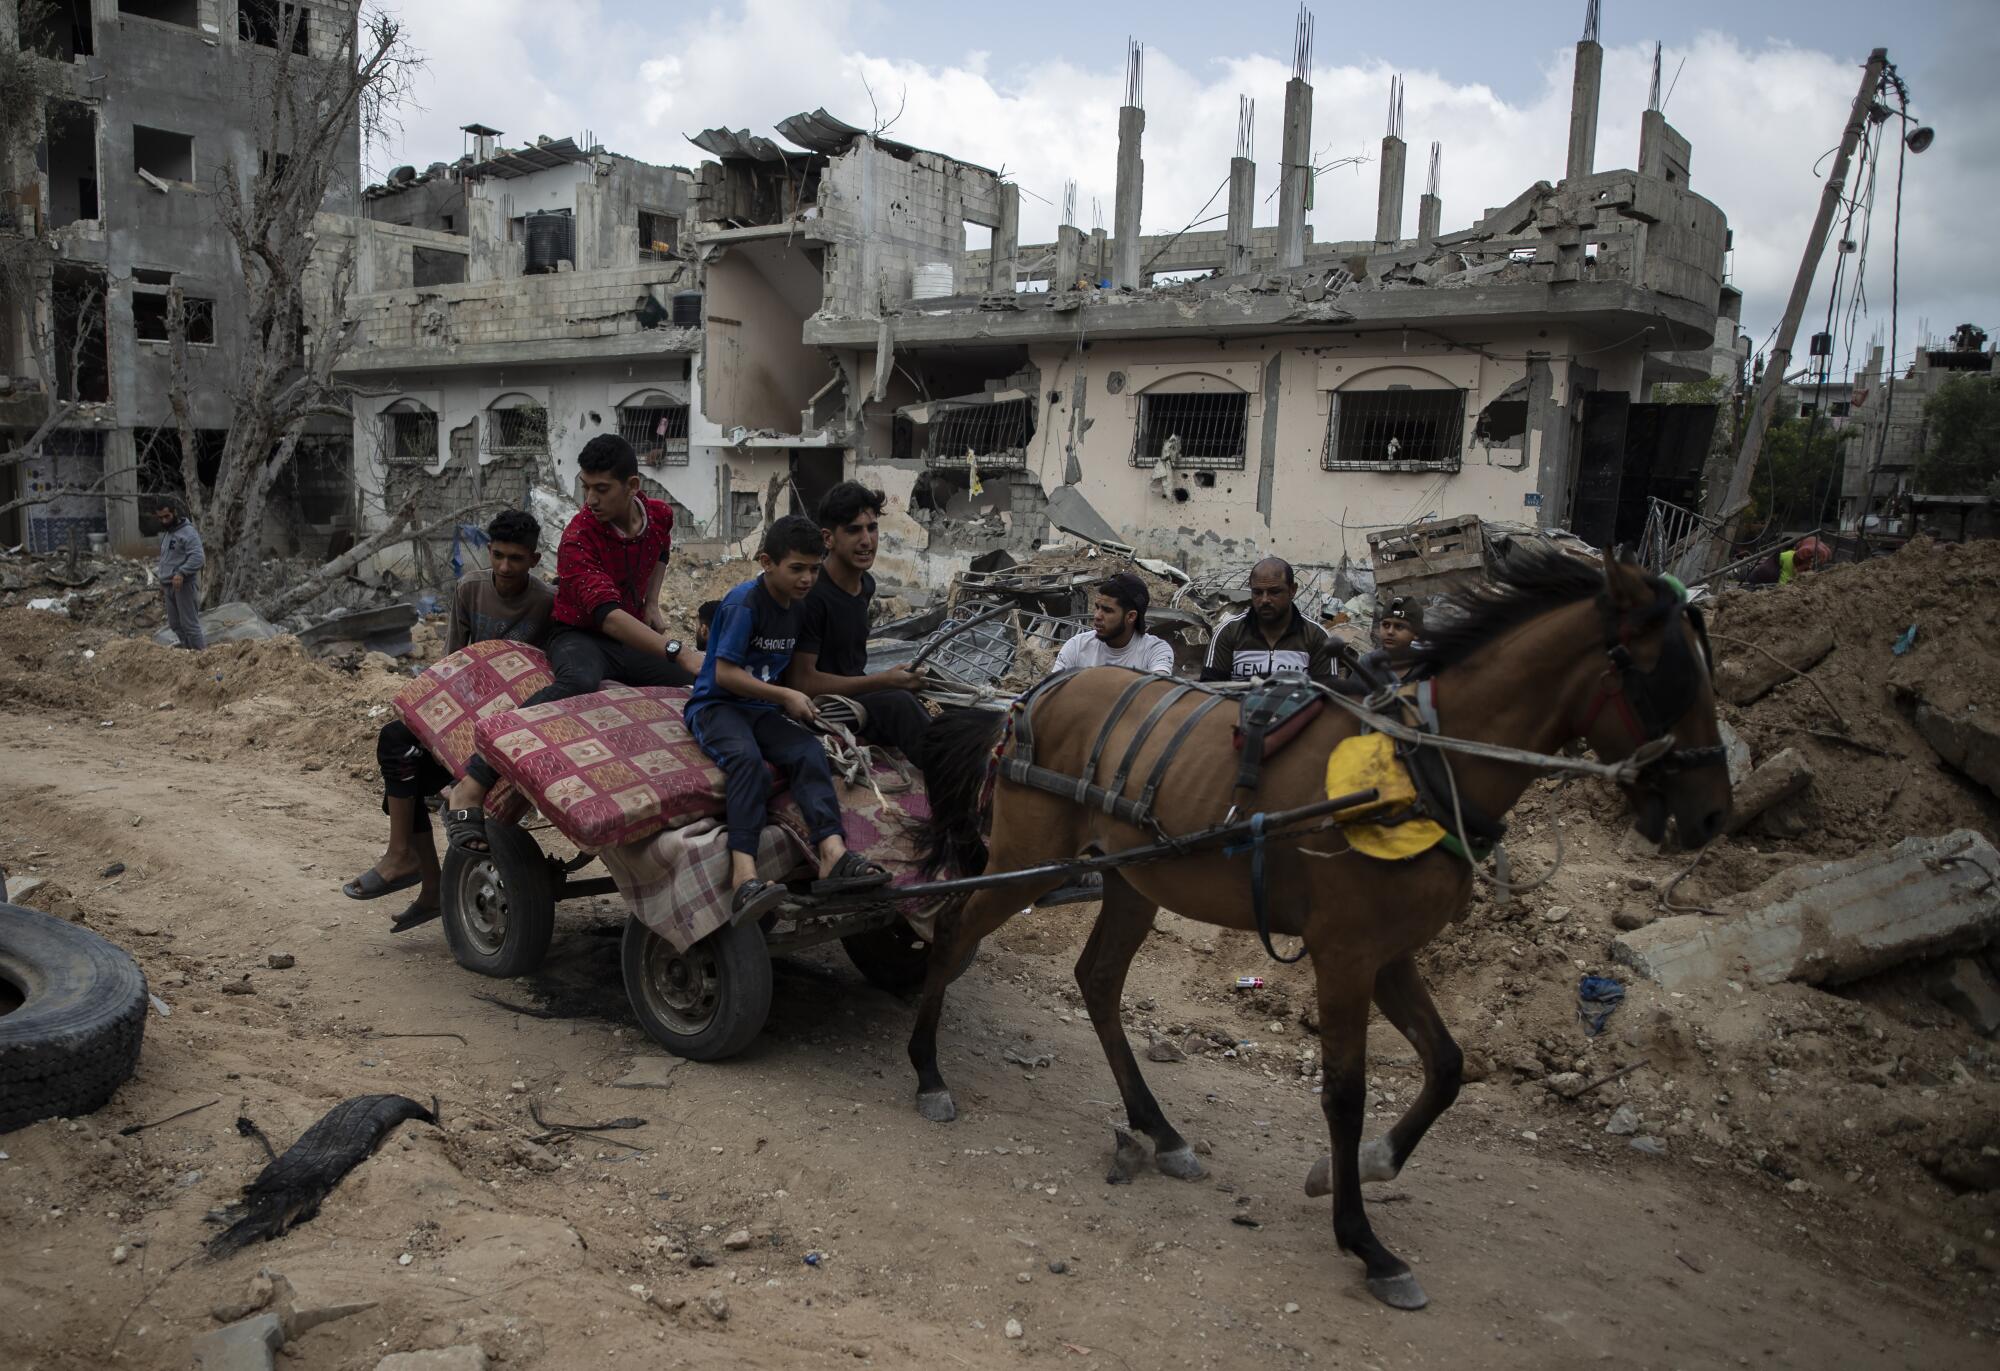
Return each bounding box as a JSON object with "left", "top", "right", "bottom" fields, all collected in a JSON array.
[{"left": 0, "top": 700, "right": 1990, "bottom": 1369}]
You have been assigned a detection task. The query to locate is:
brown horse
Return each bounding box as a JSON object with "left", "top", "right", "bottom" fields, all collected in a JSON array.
[{"left": 909, "top": 547, "right": 1731, "bottom": 1310}]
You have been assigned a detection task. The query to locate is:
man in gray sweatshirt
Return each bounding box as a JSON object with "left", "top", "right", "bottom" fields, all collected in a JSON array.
[{"left": 154, "top": 497, "right": 206, "bottom": 650}]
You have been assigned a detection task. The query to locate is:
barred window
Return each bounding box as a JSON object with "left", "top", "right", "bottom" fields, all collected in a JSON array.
[
  {"left": 486, "top": 403, "right": 548, "bottom": 454},
  {"left": 1322, "top": 389, "right": 1464, "bottom": 472},
  {"left": 1130, "top": 391, "right": 1248, "bottom": 470},
  {"left": 923, "top": 397, "right": 1034, "bottom": 471},
  {"left": 381, "top": 408, "right": 437, "bottom": 462},
  {"left": 619, "top": 403, "right": 690, "bottom": 466}
]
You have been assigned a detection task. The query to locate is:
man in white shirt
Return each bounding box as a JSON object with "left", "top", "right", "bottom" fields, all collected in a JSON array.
[{"left": 1051, "top": 572, "right": 1177, "bottom": 676}]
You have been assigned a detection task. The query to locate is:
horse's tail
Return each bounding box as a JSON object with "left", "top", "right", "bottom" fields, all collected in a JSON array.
[{"left": 917, "top": 705, "right": 1008, "bottom": 879}]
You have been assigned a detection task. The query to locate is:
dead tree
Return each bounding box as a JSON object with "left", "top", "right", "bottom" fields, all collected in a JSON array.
[{"left": 163, "top": 8, "right": 423, "bottom": 607}]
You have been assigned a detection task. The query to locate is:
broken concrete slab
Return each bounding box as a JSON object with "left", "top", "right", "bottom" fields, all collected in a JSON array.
[
  {"left": 151, "top": 601, "right": 280, "bottom": 648},
  {"left": 1724, "top": 747, "right": 1814, "bottom": 835},
  {"left": 1716, "top": 720, "right": 1753, "bottom": 789},
  {"left": 1611, "top": 830, "right": 2000, "bottom": 992},
  {"left": 1925, "top": 957, "right": 2000, "bottom": 1037},
  {"left": 613, "top": 1057, "right": 684, "bottom": 1090},
  {"left": 1907, "top": 697, "right": 2000, "bottom": 800},
  {"left": 192, "top": 1313, "right": 284, "bottom": 1371},
  {"left": 1714, "top": 629, "right": 1834, "bottom": 706},
  {"left": 376, "top": 1346, "right": 489, "bottom": 1371}
]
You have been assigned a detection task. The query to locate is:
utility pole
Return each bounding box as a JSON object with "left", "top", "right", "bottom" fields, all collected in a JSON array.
[{"left": 1704, "top": 47, "right": 1888, "bottom": 568}]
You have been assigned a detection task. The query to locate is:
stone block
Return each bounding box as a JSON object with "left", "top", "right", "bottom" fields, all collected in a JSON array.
[
  {"left": 1925, "top": 957, "right": 2000, "bottom": 1037},
  {"left": 1610, "top": 830, "right": 2000, "bottom": 991},
  {"left": 1908, "top": 698, "right": 2000, "bottom": 800},
  {"left": 192, "top": 1313, "right": 284, "bottom": 1371},
  {"left": 1724, "top": 747, "right": 1813, "bottom": 835},
  {"left": 376, "top": 1348, "right": 488, "bottom": 1371},
  {"left": 1713, "top": 629, "right": 1834, "bottom": 706}
]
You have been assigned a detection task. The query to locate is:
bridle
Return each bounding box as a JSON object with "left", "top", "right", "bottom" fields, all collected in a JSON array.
[{"left": 1575, "top": 580, "right": 1729, "bottom": 779}]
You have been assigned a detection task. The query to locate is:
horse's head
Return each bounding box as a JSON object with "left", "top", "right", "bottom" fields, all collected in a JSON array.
[{"left": 1574, "top": 551, "right": 1732, "bottom": 848}]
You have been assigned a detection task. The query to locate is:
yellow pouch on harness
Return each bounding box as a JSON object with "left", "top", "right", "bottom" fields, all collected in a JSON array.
[{"left": 1324, "top": 733, "right": 1448, "bottom": 862}]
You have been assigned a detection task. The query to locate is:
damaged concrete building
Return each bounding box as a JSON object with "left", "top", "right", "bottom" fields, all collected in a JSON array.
[{"left": 2, "top": 0, "right": 360, "bottom": 556}]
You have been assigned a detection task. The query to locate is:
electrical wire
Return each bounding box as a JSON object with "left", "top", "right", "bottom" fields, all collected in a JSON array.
[{"left": 1857, "top": 75, "right": 1911, "bottom": 536}]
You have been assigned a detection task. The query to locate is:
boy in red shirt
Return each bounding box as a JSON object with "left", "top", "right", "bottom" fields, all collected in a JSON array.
[{"left": 444, "top": 434, "right": 701, "bottom": 854}]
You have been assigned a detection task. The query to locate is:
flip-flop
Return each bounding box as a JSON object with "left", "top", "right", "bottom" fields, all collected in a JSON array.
[
  {"left": 342, "top": 869, "right": 420, "bottom": 901},
  {"left": 444, "top": 807, "right": 490, "bottom": 855},
  {"left": 810, "top": 851, "right": 893, "bottom": 896},
  {"left": 730, "top": 879, "right": 790, "bottom": 922},
  {"left": 390, "top": 901, "right": 442, "bottom": 933}
]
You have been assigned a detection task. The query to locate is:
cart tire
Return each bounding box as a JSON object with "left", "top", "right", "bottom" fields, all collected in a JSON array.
[
  {"left": 841, "top": 922, "right": 977, "bottom": 995},
  {"left": 0, "top": 904, "right": 148, "bottom": 1134},
  {"left": 441, "top": 821, "right": 556, "bottom": 978},
  {"left": 622, "top": 916, "right": 772, "bottom": 1062}
]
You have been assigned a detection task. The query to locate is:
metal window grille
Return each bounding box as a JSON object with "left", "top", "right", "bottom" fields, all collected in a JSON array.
[
  {"left": 1129, "top": 391, "right": 1248, "bottom": 470},
  {"left": 619, "top": 404, "right": 691, "bottom": 466},
  {"left": 923, "top": 398, "right": 1034, "bottom": 470},
  {"left": 486, "top": 405, "right": 548, "bottom": 454},
  {"left": 1321, "top": 389, "right": 1464, "bottom": 472},
  {"left": 381, "top": 410, "right": 437, "bottom": 462}
]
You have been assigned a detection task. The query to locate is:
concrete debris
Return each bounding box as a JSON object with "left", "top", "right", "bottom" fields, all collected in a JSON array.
[
  {"left": 1715, "top": 721, "right": 1753, "bottom": 789},
  {"left": 375, "top": 1348, "right": 489, "bottom": 1371},
  {"left": 1605, "top": 1105, "right": 1641, "bottom": 1136},
  {"left": 1723, "top": 747, "right": 1815, "bottom": 836},
  {"left": 1924, "top": 958, "right": 2000, "bottom": 1038},
  {"left": 191, "top": 1313, "right": 285, "bottom": 1371},
  {"left": 612, "top": 1057, "right": 683, "bottom": 1090},
  {"left": 1611, "top": 830, "right": 2000, "bottom": 991},
  {"left": 1714, "top": 629, "right": 1835, "bottom": 706},
  {"left": 1899, "top": 690, "right": 2000, "bottom": 800},
  {"left": 150, "top": 601, "right": 280, "bottom": 648}
]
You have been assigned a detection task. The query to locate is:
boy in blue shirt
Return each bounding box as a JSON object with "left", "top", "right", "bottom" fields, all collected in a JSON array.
[{"left": 687, "top": 515, "right": 890, "bottom": 918}]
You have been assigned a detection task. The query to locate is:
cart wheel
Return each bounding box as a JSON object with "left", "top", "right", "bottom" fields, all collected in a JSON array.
[
  {"left": 622, "top": 915, "right": 771, "bottom": 1062},
  {"left": 441, "top": 821, "right": 556, "bottom": 978},
  {"left": 841, "top": 921, "right": 977, "bottom": 995}
]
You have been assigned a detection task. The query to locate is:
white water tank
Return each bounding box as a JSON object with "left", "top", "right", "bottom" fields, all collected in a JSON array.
[{"left": 912, "top": 262, "right": 954, "bottom": 300}]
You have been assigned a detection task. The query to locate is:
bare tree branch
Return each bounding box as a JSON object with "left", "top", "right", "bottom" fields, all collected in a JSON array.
[{"left": 257, "top": 496, "right": 500, "bottom": 620}]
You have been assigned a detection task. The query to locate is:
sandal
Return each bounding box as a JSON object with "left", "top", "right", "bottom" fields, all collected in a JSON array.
[
  {"left": 811, "top": 851, "right": 893, "bottom": 896},
  {"left": 444, "top": 807, "right": 490, "bottom": 855},
  {"left": 342, "top": 868, "right": 420, "bottom": 901},
  {"left": 390, "top": 901, "right": 442, "bottom": 933},
  {"left": 730, "top": 879, "right": 790, "bottom": 922}
]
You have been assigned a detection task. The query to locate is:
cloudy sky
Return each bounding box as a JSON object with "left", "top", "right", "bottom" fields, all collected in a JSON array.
[{"left": 372, "top": 0, "right": 1995, "bottom": 375}]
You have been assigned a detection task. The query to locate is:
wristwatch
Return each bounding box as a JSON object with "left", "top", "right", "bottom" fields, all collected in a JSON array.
[{"left": 665, "top": 639, "right": 684, "bottom": 658}]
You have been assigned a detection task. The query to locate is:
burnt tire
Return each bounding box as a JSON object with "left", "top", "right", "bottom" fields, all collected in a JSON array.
[
  {"left": 441, "top": 820, "right": 557, "bottom": 979},
  {"left": 621, "top": 915, "right": 771, "bottom": 1062},
  {"left": 840, "top": 921, "right": 977, "bottom": 995},
  {"left": 0, "top": 904, "right": 148, "bottom": 1133}
]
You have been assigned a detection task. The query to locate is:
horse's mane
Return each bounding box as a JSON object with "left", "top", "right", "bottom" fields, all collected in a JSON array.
[{"left": 1409, "top": 541, "right": 1606, "bottom": 670}]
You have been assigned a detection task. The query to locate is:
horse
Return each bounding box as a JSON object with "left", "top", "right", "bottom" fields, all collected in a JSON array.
[{"left": 907, "top": 546, "right": 1731, "bottom": 1310}]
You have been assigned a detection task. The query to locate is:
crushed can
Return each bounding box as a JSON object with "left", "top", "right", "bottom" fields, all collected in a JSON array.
[{"left": 1234, "top": 976, "right": 1265, "bottom": 990}]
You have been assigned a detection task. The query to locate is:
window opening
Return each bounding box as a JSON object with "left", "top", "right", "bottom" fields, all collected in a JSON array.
[
  {"left": 133, "top": 126, "right": 195, "bottom": 183},
  {"left": 381, "top": 407, "right": 438, "bottom": 462},
  {"left": 411, "top": 246, "right": 467, "bottom": 287},
  {"left": 638, "top": 209, "right": 678, "bottom": 261},
  {"left": 1130, "top": 391, "right": 1248, "bottom": 470},
  {"left": 52, "top": 263, "right": 109, "bottom": 403},
  {"left": 132, "top": 292, "right": 214, "bottom": 344},
  {"left": 618, "top": 402, "right": 691, "bottom": 467},
  {"left": 1322, "top": 388, "right": 1465, "bottom": 471},
  {"left": 118, "top": 0, "right": 197, "bottom": 27},
  {"left": 45, "top": 101, "right": 99, "bottom": 226},
  {"left": 923, "top": 398, "right": 1035, "bottom": 471},
  {"left": 286, "top": 436, "right": 351, "bottom": 525},
  {"left": 238, "top": 0, "right": 309, "bottom": 53},
  {"left": 485, "top": 403, "right": 548, "bottom": 454},
  {"left": 24, "top": 0, "right": 95, "bottom": 57}
]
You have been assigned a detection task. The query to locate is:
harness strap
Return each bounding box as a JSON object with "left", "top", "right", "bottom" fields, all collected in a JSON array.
[
  {"left": 1104, "top": 683, "right": 1198, "bottom": 815},
  {"left": 1133, "top": 694, "right": 1228, "bottom": 824},
  {"left": 1077, "top": 674, "right": 1160, "bottom": 806},
  {"left": 1243, "top": 814, "right": 1307, "bottom": 964}
]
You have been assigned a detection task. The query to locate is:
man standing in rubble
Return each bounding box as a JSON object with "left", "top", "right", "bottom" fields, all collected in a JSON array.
[
  {"left": 1201, "top": 557, "right": 1336, "bottom": 683},
  {"left": 1051, "top": 572, "right": 1176, "bottom": 675},
  {"left": 154, "top": 496, "right": 206, "bottom": 651}
]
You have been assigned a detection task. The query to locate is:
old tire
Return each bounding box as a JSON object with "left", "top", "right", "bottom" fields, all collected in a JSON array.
[
  {"left": 0, "top": 904, "right": 148, "bottom": 1133},
  {"left": 621, "top": 915, "right": 771, "bottom": 1062},
  {"left": 441, "top": 821, "right": 556, "bottom": 978},
  {"left": 841, "top": 921, "right": 978, "bottom": 995}
]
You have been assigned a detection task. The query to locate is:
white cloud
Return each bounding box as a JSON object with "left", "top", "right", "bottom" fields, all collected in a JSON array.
[{"left": 381, "top": 1, "right": 1994, "bottom": 361}]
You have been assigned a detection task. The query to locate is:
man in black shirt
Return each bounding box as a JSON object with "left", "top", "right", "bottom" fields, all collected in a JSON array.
[
  {"left": 786, "top": 481, "right": 932, "bottom": 760},
  {"left": 1200, "top": 557, "right": 1337, "bottom": 683}
]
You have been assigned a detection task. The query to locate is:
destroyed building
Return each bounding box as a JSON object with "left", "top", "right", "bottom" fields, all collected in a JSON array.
[
  {"left": 1838, "top": 324, "right": 1997, "bottom": 536},
  {"left": 1, "top": 1, "right": 361, "bottom": 557}
]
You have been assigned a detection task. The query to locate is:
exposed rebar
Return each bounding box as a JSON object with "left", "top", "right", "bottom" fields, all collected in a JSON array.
[
  {"left": 1385, "top": 75, "right": 1404, "bottom": 140},
  {"left": 1124, "top": 38, "right": 1144, "bottom": 109},
  {"left": 1426, "top": 141, "right": 1442, "bottom": 197},
  {"left": 1291, "top": 5, "right": 1314, "bottom": 83},
  {"left": 1582, "top": 0, "right": 1600, "bottom": 45},
  {"left": 1648, "top": 41, "right": 1663, "bottom": 112},
  {"left": 1061, "top": 179, "right": 1077, "bottom": 227},
  {"left": 1236, "top": 95, "right": 1255, "bottom": 161}
]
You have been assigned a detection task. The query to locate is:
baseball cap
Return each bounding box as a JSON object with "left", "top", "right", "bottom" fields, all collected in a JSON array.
[{"left": 1382, "top": 595, "right": 1423, "bottom": 629}]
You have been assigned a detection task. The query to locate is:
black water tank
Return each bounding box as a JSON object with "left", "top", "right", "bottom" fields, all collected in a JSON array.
[
  {"left": 523, "top": 210, "right": 574, "bottom": 275},
  {"left": 671, "top": 291, "right": 703, "bottom": 326}
]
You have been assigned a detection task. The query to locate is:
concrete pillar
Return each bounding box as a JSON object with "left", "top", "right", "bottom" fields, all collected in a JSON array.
[
  {"left": 1224, "top": 156, "right": 1256, "bottom": 276},
  {"left": 1089, "top": 227, "right": 1109, "bottom": 286},
  {"left": 1113, "top": 105, "right": 1145, "bottom": 288},
  {"left": 1375, "top": 136, "right": 1406, "bottom": 245},
  {"left": 1417, "top": 193, "right": 1441, "bottom": 247},
  {"left": 1055, "top": 224, "right": 1084, "bottom": 290},
  {"left": 989, "top": 183, "right": 1019, "bottom": 294},
  {"left": 1277, "top": 77, "right": 1312, "bottom": 269},
  {"left": 1566, "top": 40, "right": 1602, "bottom": 182}
]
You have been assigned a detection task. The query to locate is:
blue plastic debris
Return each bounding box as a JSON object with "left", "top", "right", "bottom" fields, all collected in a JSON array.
[
  {"left": 803, "top": 1251, "right": 822, "bottom": 1267},
  {"left": 1892, "top": 624, "right": 1918, "bottom": 656},
  {"left": 1577, "top": 975, "right": 1625, "bottom": 1037}
]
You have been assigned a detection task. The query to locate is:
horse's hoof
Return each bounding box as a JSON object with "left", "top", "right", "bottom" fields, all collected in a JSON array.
[
  {"left": 916, "top": 1090, "right": 958, "bottom": 1123},
  {"left": 1304, "top": 1154, "right": 1332, "bottom": 1197},
  {"left": 1155, "top": 1145, "right": 1207, "bottom": 1181},
  {"left": 1359, "top": 1137, "right": 1400, "bottom": 1184},
  {"left": 1106, "top": 1126, "right": 1146, "bottom": 1185},
  {"left": 1366, "top": 1272, "right": 1430, "bottom": 1311}
]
